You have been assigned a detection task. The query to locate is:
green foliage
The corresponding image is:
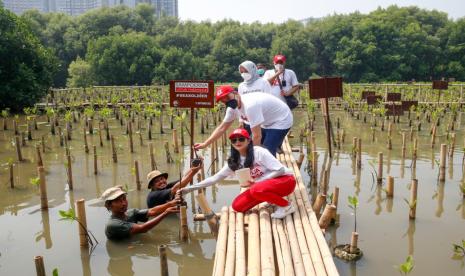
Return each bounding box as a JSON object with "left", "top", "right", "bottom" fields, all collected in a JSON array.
[
  {"left": 58, "top": 208, "right": 76, "bottom": 221},
  {"left": 452, "top": 240, "right": 465, "bottom": 257},
  {"left": 0, "top": 8, "right": 57, "bottom": 111},
  {"left": 30, "top": 177, "right": 40, "bottom": 186},
  {"left": 1, "top": 108, "right": 10, "bottom": 118},
  {"left": 52, "top": 268, "right": 59, "bottom": 276},
  {"left": 67, "top": 57, "right": 94, "bottom": 87},
  {"left": 396, "top": 255, "right": 414, "bottom": 275},
  {"left": 348, "top": 195, "right": 359, "bottom": 209}
]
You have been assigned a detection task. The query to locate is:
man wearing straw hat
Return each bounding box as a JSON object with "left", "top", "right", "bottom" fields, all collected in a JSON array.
[
  {"left": 101, "top": 186, "right": 180, "bottom": 241},
  {"left": 146, "top": 163, "right": 202, "bottom": 208}
]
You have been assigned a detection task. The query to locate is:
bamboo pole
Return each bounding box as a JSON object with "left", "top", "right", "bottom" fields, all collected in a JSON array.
[
  {"left": 34, "top": 256, "right": 46, "bottom": 276},
  {"left": 128, "top": 121, "right": 134, "bottom": 153},
  {"left": 159, "top": 245, "right": 169, "bottom": 276},
  {"left": 15, "top": 136, "right": 23, "bottom": 162},
  {"left": 235, "top": 212, "right": 246, "bottom": 276},
  {"left": 386, "top": 176, "right": 394, "bottom": 197},
  {"left": 76, "top": 199, "right": 88, "bottom": 247},
  {"left": 179, "top": 206, "right": 189, "bottom": 242},
  {"left": 38, "top": 166, "right": 48, "bottom": 209},
  {"left": 213, "top": 207, "right": 229, "bottom": 276},
  {"left": 139, "top": 131, "right": 143, "bottom": 147},
  {"left": 312, "top": 193, "right": 326, "bottom": 219},
  {"left": 357, "top": 138, "right": 362, "bottom": 169},
  {"left": 164, "top": 141, "right": 173, "bottom": 163},
  {"left": 377, "top": 152, "right": 383, "bottom": 184},
  {"left": 247, "top": 208, "right": 260, "bottom": 276},
  {"left": 439, "top": 144, "right": 447, "bottom": 182},
  {"left": 93, "top": 145, "right": 98, "bottom": 175},
  {"left": 409, "top": 179, "right": 418, "bottom": 219},
  {"left": 224, "top": 207, "right": 236, "bottom": 276},
  {"left": 196, "top": 193, "right": 218, "bottom": 237},
  {"left": 349, "top": 232, "right": 359, "bottom": 254},
  {"left": 412, "top": 138, "right": 418, "bottom": 168},
  {"left": 450, "top": 133, "right": 456, "bottom": 158},
  {"left": 173, "top": 129, "right": 179, "bottom": 153},
  {"left": 149, "top": 143, "right": 157, "bottom": 170},
  {"left": 134, "top": 160, "right": 141, "bottom": 190},
  {"left": 111, "top": 135, "right": 117, "bottom": 163},
  {"left": 312, "top": 151, "right": 318, "bottom": 185},
  {"left": 352, "top": 137, "right": 357, "bottom": 158},
  {"left": 431, "top": 125, "right": 437, "bottom": 148},
  {"left": 98, "top": 122, "right": 103, "bottom": 147},
  {"left": 259, "top": 207, "right": 275, "bottom": 276},
  {"left": 402, "top": 132, "right": 406, "bottom": 158}
]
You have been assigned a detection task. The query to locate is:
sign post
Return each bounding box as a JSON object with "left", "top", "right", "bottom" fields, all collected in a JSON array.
[
  {"left": 432, "top": 80, "right": 448, "bottom": 104},
  {"left": 308, "top": 77, "right": 343, "bottom": 158},
  {"left": 169, "top": 80, "right": 214, "bottom": 161}
]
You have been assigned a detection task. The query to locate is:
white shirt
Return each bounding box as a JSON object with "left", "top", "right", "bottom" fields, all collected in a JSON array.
[
  {"left": 238, "top": 78, "right": 272, "bottom": 95},
  {"left": 222, "top": 92, "right": 293, "bottom": 130},
  {"left": 263, "top": 68, "right": 299, "bottom": 102},
  {"left": 182, "top": 146, "right": 293, "bottom": 194}
]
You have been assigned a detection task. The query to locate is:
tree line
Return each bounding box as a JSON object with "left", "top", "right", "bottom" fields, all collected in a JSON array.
[{"left": 1, "top": 3, "right": 465, "bottom": 109}]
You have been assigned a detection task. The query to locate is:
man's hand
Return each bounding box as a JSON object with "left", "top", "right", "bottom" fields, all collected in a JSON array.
[
  {"left": 280, "top": 90, "right": 286, "bottom": 96},
  {"left": 194, "top": 142, "right": 207, "bottom": 150},
  {"left": 168, "top": 197, "right": 181, "bottom": 207},
  {"left": 164, "top": 206, "right": 180, "bottom": 215}
]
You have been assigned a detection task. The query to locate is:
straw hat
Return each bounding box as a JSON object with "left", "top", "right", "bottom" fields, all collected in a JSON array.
[
  {"left": 147, "top": 170, "right": 169, "bottom": 189},
  {"left": 100, "top": 186, "right": 126, "bottom": 202}
]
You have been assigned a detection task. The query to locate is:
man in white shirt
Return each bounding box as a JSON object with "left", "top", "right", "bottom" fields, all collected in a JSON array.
[
  {"left": 194, "top": 85, "right": 293, "bottom": 156},
  {"left": 263, "top": 54, "right": 300, "bottom": 103}
]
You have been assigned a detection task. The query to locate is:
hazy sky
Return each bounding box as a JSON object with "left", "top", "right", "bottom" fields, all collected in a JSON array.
[{"left": 179, "top": 0, "right": 465, "bottom": 23}]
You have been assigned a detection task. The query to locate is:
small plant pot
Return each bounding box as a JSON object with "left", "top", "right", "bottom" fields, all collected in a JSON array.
[{"left": 334, "top": 244, "right": 363, "bottom": 262}]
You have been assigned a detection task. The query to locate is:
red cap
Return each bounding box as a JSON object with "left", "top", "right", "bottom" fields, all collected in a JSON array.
[
  {"left": 273, "top": 54, "right": 286, "bottom": 63},
  {"left": 228, "top": 128, "right": 250, "bottom": 139},
  {"left": 216, "top": 85, "right": 236, "bottom": 102}
]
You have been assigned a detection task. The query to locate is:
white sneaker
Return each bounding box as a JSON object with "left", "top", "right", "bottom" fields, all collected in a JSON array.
[{"left": 271, "top": 205, "right": 295, "bottom": 219}]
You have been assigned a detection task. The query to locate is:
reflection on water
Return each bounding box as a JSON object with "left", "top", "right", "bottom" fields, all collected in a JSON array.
[{"left": 1, "top": 111, "right": 465, "bottom": 275}]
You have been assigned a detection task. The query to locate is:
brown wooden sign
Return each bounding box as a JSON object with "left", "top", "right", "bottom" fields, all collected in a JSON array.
[
  {"left": 432, "top": 80, "right": 448, "bottom": 90},
  {"left": 367, "top": 95, "right": 383, "bottom": 105},
  {"left": 362, "top": 91, "right": 375, "bottom": 100},
  {"left": 386, "top": 93, "right": 401, "bottom": 102},
  {"left": 401, "top": 100, "right": 418, "bottom": 112},
  {"left": 385, "top": 104, "right": 404, "bottom": 116},
  {"left": 169, "top": 80, "right": 214, "bottom": 108},
  {"left": 308, "top": 77, "right": 343, "bottom": 99}
]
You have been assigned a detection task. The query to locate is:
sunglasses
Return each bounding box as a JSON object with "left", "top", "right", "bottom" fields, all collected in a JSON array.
[{"left": 230, "top": 137, "right": 247, "bottom": 144}]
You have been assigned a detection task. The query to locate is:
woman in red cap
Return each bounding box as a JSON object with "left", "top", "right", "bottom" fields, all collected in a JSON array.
[{"left": 181, "top": 128, "right": 296, "bottom": 219}]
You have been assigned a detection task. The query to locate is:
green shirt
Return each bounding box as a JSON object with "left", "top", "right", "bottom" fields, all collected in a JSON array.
[{"left": 105, "top": 209, "right": 149, "bottom": 240}]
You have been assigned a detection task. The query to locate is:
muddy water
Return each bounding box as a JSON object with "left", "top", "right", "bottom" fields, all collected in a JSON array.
[{"left": 0, "top": 110, "right": 464, "bottom": 276}]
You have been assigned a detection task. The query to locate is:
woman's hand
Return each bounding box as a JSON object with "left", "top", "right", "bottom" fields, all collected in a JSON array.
[{"left": 241, "top": 179, "right": 255, "bottom": 188}]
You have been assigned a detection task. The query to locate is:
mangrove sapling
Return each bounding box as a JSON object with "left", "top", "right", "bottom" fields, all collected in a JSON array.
[
  {"left": 1, "top": 108, "right": 9, "bottom": 130},
  {"left": 58, "top": 208, "right": 98, "bottom": 251},
  {"left": 348, "top": 195, "right": 358, "bottom": 233},
  {"left": 452, "top": 240, "right": 465, "bottom": 264},
  {"left": 396, "top": 255, "right": 414, "bottom": 275}
]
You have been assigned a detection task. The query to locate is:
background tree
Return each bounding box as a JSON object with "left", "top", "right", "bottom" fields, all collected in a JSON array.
[{"left": 0, "top": 7, "right": 57, "bottom": 111}]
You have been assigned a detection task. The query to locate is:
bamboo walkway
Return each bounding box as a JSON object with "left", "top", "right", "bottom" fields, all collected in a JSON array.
[{"left": 212, "top": 138, "right": 339, "bottom": 276}]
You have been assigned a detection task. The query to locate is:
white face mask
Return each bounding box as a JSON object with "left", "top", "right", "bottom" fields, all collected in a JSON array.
[
  {"left": 241, "top": 73, "right": 252, "bottom": 81},
  {"left": 274, "top": 64, "right": 284, "bottom": 71}
]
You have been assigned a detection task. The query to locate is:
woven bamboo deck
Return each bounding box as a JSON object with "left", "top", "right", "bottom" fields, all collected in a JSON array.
[{"left": 212, "top": 138, "right": 339, "bottom": 276}]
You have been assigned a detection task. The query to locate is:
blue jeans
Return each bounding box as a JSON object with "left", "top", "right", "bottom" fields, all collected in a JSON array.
[{"left": 261, "top": 128, "right": 290, "bottom": 156}]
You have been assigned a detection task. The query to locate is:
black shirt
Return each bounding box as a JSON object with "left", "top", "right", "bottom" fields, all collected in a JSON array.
[{"left": 146, "top": 180, "right": 179, "bottom": 208}]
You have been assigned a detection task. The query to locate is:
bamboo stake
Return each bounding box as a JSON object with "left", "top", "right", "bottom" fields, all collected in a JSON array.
[
  {"left": 312, "top": 151, "right": 318, "bottom": 184},
  {"left": 377, "top": 152, "right": 383, "bottom": 184},
  {"left": 412, "top": 138, "right": 418, "bottom": 168},
  {"left": 409, "top": 179, "right": 418, "bottom": 219},
  {"left": 213, "top": 207, "right": 229, "bottom": 276},
  {"left": 196, "top": 193, "right": 218, "bottom": 237},
  {"left": 402, "top": 132, "right": 406, "bottom": 158},
  {"left": 386, "top": 176, "right": 394, "bottom": 197},
  {"left": 357, "top": 138, "right": 362, "bottom": 169},
  {"left": 164, "top": 141, "right": 173, "bottom": 163},
  {"left": 149, "top": 143, "right": 157, "bottom": 170},
  {"left": 319, "top": 204, "right": 336, "bottom": 229},
  {"left": 431, "top": 125, "right": 437, "bottom": 148},
  {"left": 349, "top": 232, "right": 359, "bottom": 254},
  {"left": 76, "top": 199, "right": 88, "bottom": 247},
  {"left": 352, "top": 137, "right": 357, "bottom": 158},
  {"left": 13, "top": 119, "right": 18, "bottom": 135},
  {"left": 173, "top": 129, "right": 179, "bottom": 153},
  {"left": 159, "top": 245, "right": 169, "bottom": 276},
  {"left": 439, "top": 144, "right": 447, "bottom": 182},
  {"left": 66, "top": 150, "right": 73, "bottom": 190},
  {"left": 134, "top": 160, "right": 141, "bottom": 190},
  {"left": 312, "top": 193, "right": 326, "bottom": 219},
  {"left": 179, "top": 206, "right": 189, "bottom": 242},
  {"left": 15, "top": 136, "right": 23, "bottom": 162},
  {"left": 36, "top": 145, "right": 43, "bottom": 167},
  {"left": 224, "top": 207, "right": 236, "bottom": 276},
  {"left": 83, "top": 127, "right": 89, "bottom": 154},
  {"left": 139, "top": 131, "right": 143, "bottom": 146},
  {"left": 93, "top": 145, "right": 97, "bottom": 175},
  {"left": 34, "top": 256, "right": 46, "bottom": 276},
  {"left": 38, "top": 166, "right": 48, "bottom": 209},
  {"left": 98, "top": 122, "right": 103, "bottom": 147},
  {"left": 9, "top": 163, "right": 14, "bottom": 188},
  {"left": 128, "top": 121, "right": 134, "bottom": 153},
  {"left": 111, "top": 135, "right": 117, "bottom": 163},
  {"left": 450, "top": 133, "right": 456, "bottom": 158}
]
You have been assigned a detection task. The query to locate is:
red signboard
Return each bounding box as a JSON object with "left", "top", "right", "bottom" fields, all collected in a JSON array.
[
  {"left": 362, "top": 91, "right": 375, "bottom": 100},
  {"left": 401, "top": 100, "right": 418, "bottom": 111},
  {"left": 169, "top": 80, "right": 214, "bottom": 108},
  {"left": 367, "top": 95, "right": 382, "bottom": 105},
  {"left": 308, "top": 77, "right": 343, "bottom": 99},
  {"left": 386, "top": 93, "right": 401, "bottom": 102}
]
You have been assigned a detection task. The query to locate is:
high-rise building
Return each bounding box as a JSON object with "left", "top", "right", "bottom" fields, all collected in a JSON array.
[{"left": 2, "top": 0, "right": 178, "bottom": 17}]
